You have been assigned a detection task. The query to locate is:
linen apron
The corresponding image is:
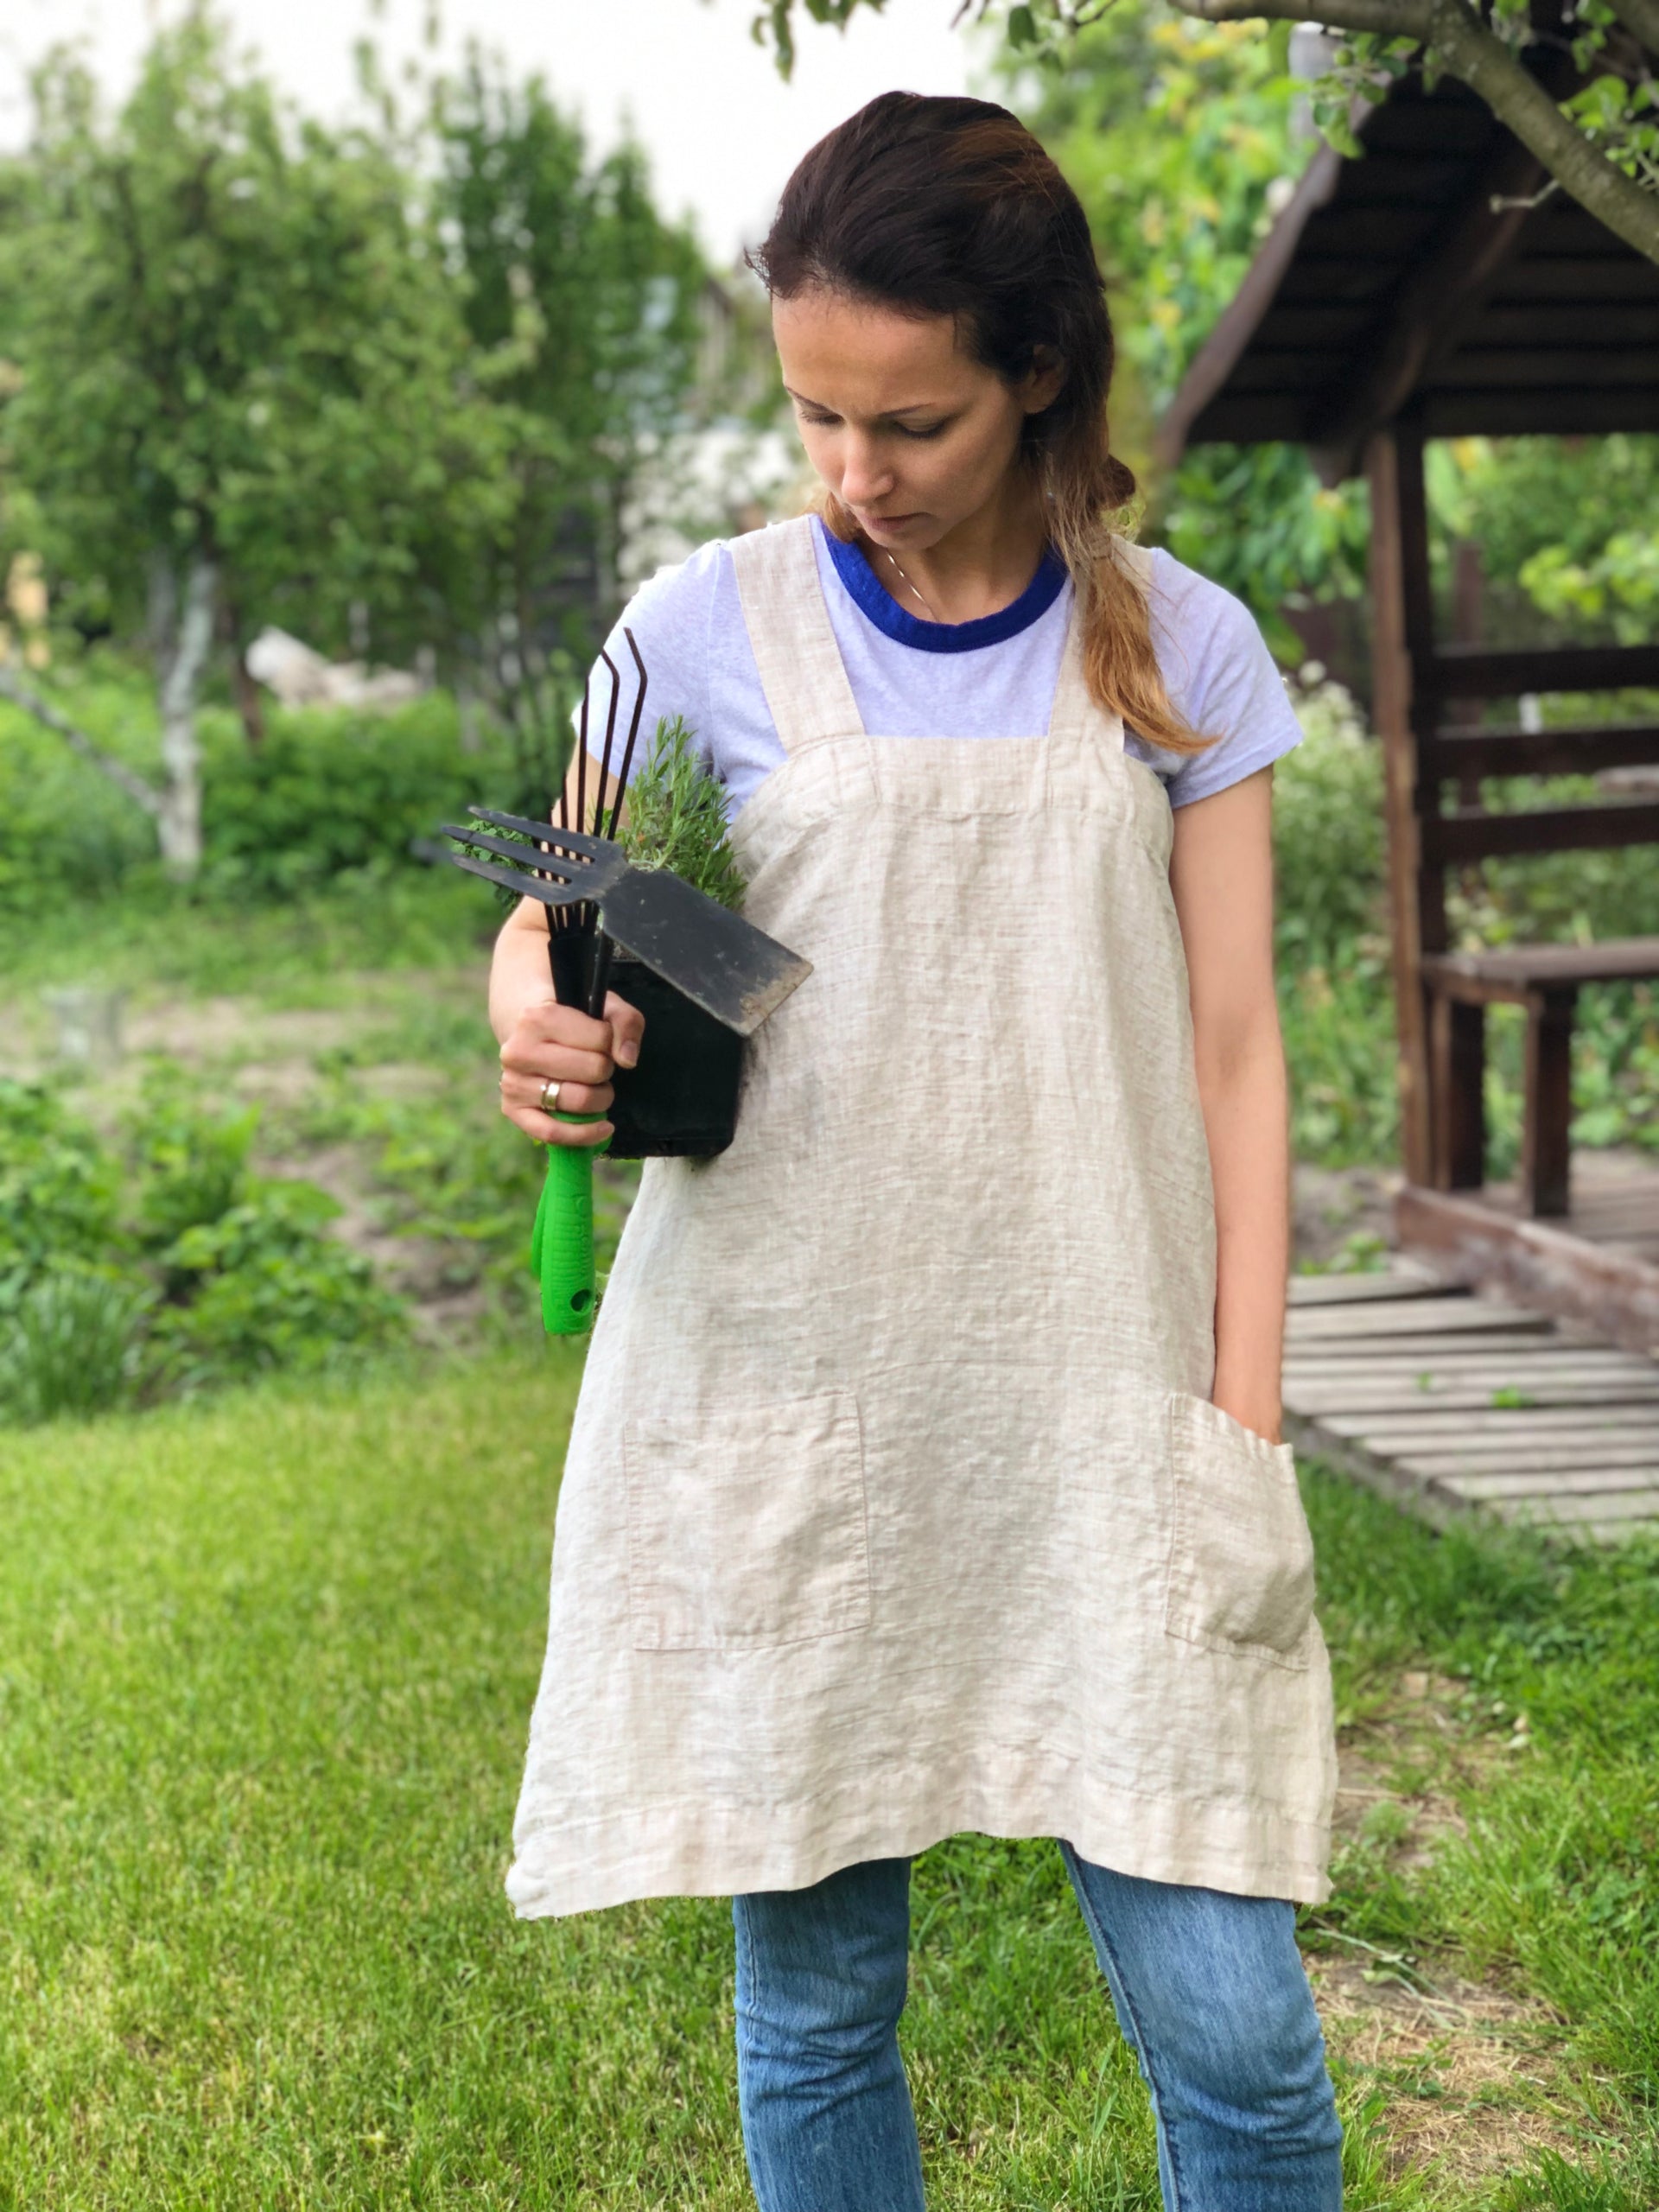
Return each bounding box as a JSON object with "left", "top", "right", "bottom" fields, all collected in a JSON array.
[{"left": 507, "top": 518, "right": 1336, "bottom": 1920}]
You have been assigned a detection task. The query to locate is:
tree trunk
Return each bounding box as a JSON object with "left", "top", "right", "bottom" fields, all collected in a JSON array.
[{"left": 150, "top": 554, "right": 218, "bottom": 880}]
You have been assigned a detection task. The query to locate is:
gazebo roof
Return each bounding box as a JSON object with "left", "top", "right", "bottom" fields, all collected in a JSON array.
[{"left": 1157, "top": 70, "right": 1659, "bottom": 481}]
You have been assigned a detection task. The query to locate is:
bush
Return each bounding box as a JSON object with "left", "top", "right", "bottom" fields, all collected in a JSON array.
[
  {"left": 0, "top": 659, "right": 512, "bottom": 918},
  {"left": 197, "top": 696, "right": 505, "bottom": 899},
  {"left": 1273, "top": 679, "right": 1386, "bottom": 967},
  {"left": 0, "top": 662, "right": 160, "bottom": 918}
]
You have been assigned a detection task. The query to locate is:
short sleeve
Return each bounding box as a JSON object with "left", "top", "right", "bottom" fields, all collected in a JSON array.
[{"left": 1131, "top": 553, "right": 1302, "bottom": 809}]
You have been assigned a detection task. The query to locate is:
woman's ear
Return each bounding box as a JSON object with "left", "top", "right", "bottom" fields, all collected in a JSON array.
[{"left": 1020, "top": 346, "right": 1067, "bottom": 415}]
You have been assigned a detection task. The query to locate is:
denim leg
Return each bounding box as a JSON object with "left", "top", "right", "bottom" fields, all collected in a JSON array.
[
  {"left": 1062, "top": 1844, "right": 1344, "bottom": 2212},
  {"left": 733, "top": 1856, "right": 926, "bottom": 2212}
]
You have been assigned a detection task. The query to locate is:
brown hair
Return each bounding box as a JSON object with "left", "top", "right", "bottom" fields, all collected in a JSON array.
[{"left": 750, "top": 92, "right": 1207, "bottom": 753}]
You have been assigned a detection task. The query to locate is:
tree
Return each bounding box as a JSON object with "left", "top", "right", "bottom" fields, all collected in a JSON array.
[
  {"left": 0, "top": 16, "right": 505, "bottom": 875},
  {"left": 752, "top": 0, "right": 1659, "bottom": 267},
  {"left": 430, "top": 54, "right": 709, "bottom": 702}
]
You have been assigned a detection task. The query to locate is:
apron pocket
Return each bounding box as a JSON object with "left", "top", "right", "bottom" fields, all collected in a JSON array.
[
  {"left": 622, "top": 1390, "right": 870, "bottom": 1652},
  {"left": 1163, "top": 1393, "right": 1315, "bottom": 1669}
]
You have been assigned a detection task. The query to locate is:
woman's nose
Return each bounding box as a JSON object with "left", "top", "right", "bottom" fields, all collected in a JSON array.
[{"left": 838, "top": 436, "right": 894, "bottom": 506}]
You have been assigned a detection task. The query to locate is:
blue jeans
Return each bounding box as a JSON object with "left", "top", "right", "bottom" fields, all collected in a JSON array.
[{"left": 733, "top": 1847, "right": 1343, "bottom": 2211}]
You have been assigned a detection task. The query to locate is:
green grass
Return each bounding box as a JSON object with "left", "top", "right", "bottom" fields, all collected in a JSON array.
[
  {"left": 0, "top": 868, "right": 493, "bottom": 1003},
  {"left": 2, "top": 1357, "right": 1656, "bottom": 2206}
]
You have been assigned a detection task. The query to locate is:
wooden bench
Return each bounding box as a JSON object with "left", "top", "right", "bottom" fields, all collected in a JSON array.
[{"left": 1422, "top": 940, "right": 1659, "bottom": 1217}]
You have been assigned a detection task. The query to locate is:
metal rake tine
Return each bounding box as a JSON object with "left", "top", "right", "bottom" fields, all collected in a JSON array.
[
  {"left": 607, "top": 629, "right": 649, "bottom": 842},
  {"left": 440, "top": 824, "right": 592, "bottom": 884},
  {"left": 468, "top": 808, "right": 616, "bottom": 859},
  {"left": 575, "top": 666, "right": 589, "bottom": 846},
  {"left": 443, "top": 850, "right": 594, "bottom": 909},
  {"left": 595, "top": 650, "right": 620, "bottom": 839}
]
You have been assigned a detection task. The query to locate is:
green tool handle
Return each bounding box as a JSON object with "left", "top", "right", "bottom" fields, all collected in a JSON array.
[{"left": 530, "top": 1113, "right": 608, "bottom": 1335}]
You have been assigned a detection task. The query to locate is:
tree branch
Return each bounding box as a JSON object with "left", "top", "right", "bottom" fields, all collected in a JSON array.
[
  {"left": 1605, "top": 0, "right": 1659, "bottom": 60},
  {"left": 1172, "top": 0, "right": 1432, "bottom": 38},
  {"left": 0, "top": 664, "right": 165, "bottom": 820},
  {"left": 1426, "top": 0, "right": 1659, "bottom": 263},
  {"left": 1168, "top": 0, "right": 1659, "bottom": 265}
]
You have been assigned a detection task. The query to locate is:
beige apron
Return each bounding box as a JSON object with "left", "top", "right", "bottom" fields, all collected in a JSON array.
[{"left": 506, "top": 518, "right": 1336, "bottom": 1919}]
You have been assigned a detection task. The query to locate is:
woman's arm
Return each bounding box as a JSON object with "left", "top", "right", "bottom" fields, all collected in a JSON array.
[
  {"left": 1167, "top": 766, "right": 1290, "bottom": 1443},
  {"left": 491, "top": 893, "right": 644, "bottom": 1148}
]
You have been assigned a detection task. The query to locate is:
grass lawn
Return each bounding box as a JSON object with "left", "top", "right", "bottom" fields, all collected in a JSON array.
[{"left": 3, "top": 1352, "right": 1657, "bottom": 2209}]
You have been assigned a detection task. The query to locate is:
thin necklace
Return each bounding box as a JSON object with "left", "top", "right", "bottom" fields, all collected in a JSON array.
[{"left": 880, "top": 548, "right": 939, "bottom": 623}]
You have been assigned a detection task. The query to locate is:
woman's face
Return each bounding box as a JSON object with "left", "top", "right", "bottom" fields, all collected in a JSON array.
[{"left": 772, "top": 287, "right": 1061, "bottom": 555}]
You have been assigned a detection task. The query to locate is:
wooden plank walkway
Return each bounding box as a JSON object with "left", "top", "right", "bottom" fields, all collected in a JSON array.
[{"left": 1284, "top": 1260, "right": 1659, "bottom": 1541}]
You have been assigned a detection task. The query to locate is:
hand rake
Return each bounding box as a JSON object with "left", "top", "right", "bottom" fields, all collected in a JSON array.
[{"left": 443, "top": 639, "right": 811, "bottom": 1335}]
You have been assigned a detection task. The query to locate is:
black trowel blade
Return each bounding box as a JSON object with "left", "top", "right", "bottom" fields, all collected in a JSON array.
[{"left": 599, "top": 867, "right": 812, "bottom": 1036}]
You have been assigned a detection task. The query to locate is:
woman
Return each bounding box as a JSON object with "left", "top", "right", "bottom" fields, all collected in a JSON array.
[{"left": 491, "top": 92, "right": 1341, "bottom": 2212}]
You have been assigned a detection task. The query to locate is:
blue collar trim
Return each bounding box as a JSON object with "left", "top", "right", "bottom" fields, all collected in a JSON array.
[{"left": 817, "top": 518, "right": 1068, "bottom": 653}]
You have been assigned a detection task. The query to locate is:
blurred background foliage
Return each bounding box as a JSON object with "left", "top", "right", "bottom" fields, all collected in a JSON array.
[
  {"left": 1000, "top": 5, "right": 1659, "bottom": 664},
  {"left": 0, "top": 0, "right": 1656, "bottom": 1415}
]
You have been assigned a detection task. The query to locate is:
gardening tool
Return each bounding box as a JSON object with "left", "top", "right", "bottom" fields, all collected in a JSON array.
[{"left": 442, "top": 637, "right": 811, "bottom": 1335}]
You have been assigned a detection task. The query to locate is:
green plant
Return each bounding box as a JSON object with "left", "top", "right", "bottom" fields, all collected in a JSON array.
[
  {"left": 0, "top": 1267, "right": 147, "bottom": 1422},
  {"left": 131, "top": 1065, "right": 261, "bottom": 1248},
  {"left": 0, "top": 1078, "right": 129, "bottom": 1304},
  {"left": 620, "top": 715, "right": 745, "bottom": 911},
  {"left": 148, "top": 1180, "right": 407, "bottom": 1390},
  {"left": 0, "top": 1072, "right": 412, "bottom": 1419},
  {"left": 1274, "top": 680, "right": 1387, "bottom": 968}
]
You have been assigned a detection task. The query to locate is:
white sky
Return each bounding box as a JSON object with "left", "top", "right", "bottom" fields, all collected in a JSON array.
[{"left": 0, "top": 0, "right": 977, "bottom": 265}]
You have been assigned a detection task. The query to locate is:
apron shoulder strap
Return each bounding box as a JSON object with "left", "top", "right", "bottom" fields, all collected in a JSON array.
[
  {"left": 1047, "top": 537, "right": 1144, "bottom": 751},
  {"left": 729, "top": 517, "right": 865, "bottom": 756}
]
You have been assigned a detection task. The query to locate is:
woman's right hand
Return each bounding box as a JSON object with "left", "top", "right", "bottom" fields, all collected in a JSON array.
[{"left": 498, "top": 994, "right": 645, "bottom": 1147}]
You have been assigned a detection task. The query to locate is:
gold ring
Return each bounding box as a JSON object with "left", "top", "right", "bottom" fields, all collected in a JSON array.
[{"left": 539, "top": 1077, "right": 562, "bottom": 1115}]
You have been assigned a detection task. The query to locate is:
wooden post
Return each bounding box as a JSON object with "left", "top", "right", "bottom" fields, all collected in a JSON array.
[
  {"left": 1367, "top": 417, "right": 1441, "bottom": 1187},
  {"left": 1522, "top": 990, "right": 1575, "bottom": 1217},
  {"left": 1430, "top": 995, "right": 1486, "bottom": 1189}
]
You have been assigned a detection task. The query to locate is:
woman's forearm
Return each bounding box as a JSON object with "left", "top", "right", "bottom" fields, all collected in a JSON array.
[
  {"left": 489, "top": 901, "right": 558, "bottom": 1045},
  {"left": 1198, "top": 1027, "right": 1292, "bottom": 1441}
]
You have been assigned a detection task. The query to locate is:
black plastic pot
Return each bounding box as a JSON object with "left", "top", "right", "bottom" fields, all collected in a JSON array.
[{"left": 605, "top": 952, "right": 744, "bottom": 1159}]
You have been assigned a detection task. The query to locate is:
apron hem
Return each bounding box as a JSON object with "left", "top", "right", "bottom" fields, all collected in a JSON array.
[{"left": 506, "top": 1786, "right": 1332, "bottom": 1920}]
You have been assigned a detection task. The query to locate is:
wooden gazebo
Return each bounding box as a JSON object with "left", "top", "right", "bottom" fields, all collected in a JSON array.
[{"left": 1161, "top": 68, "right": 1659, "bottom": 1353}]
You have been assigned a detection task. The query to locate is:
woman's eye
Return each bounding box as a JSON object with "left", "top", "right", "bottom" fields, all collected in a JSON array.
[
  {"left": 797, "top": 410, "right": 839, "bottom": 428},
  {"left": 896, "top": 422, "right": 948, "bottom": 441}
]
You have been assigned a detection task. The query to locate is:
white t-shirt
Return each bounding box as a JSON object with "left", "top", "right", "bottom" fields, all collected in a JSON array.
[{"left": 585, "top": 517, "right": 1300, "bottom": 817}]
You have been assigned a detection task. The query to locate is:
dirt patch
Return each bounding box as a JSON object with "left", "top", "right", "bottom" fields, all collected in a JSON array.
[
  {"left": 1308, "top": 1669, "right": 1585, "bottom": 2186},
  {"left": 124, "top": 998, "right": 360, "bottom": 1062},
  {"left": 1308, "top": 1952, "right": 1573, "bottom": 2183},
  {"left": 260, "top": 1143, "right": 483, "bottom": 1327}
]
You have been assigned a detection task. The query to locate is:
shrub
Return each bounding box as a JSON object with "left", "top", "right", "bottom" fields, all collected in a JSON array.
[
  {"left": 0, "top": 664, "right": 161, "bottom": 918},
  {"left": 0, "top": 662, "right": 511, "bottom": 918},
  {"left": 197, "top": 696, "right": 505, "bottom": 899},
  {"left": 1273, "top": 678, "right": 1386, "bottom": 968}
]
